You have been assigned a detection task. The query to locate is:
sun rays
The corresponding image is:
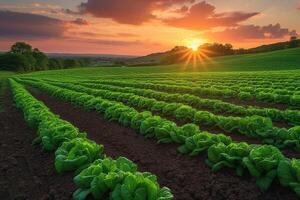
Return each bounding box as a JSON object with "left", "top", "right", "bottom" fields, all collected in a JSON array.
[{"left": 172, "top": 45, "right": 216, "bottom": 71}]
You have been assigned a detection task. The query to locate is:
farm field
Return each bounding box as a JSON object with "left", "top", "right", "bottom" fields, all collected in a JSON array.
[
  {"left": 1, "top": 63, "right": 300, "bottom": 200},
  {"left": 1, "top": 0, "right": 300, "bottom": 199}
]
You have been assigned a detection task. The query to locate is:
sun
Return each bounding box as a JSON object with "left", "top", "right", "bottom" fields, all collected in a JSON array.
[
  {"left": 186, "top": 39, "right": 203, "bottom": 52},
  {"left": 176, "top": 38, "right": 215, "bottom": 70},
  {"left": 188, "top": 43, "right": 200, "bottom": 51}
]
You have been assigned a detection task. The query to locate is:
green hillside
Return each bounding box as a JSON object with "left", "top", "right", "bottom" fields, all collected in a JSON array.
[
  {"left": 12, "top": 47, "right": 300, "bottom": 79},
  {"left": 206, "top": 47, "right": 300, "bottom": 71}
]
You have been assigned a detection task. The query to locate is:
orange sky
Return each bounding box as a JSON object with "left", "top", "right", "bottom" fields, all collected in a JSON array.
[{"left": 0, "top": 0, "right": 299, "bottom": 55}]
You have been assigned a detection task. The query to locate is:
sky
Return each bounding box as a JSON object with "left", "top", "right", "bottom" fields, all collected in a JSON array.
[{"left": 0, "top": 0, "right": 299, "bottom": 55}]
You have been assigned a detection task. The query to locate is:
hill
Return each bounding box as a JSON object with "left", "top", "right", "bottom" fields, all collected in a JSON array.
[
  {"left": 246, "top": 39, "right": 300, "bottom": 53},
  {"left": 126, "top": 39, "right": 300, "bottom": 66},
  {"left": 19, "top": 47, "right": 300, "bottom": 78},
  {"left": 125, "top": 46, "right": 188, "bottom": 66},
  {"left": 123, "top": 47, "right": 300, "bottom": 72},
  {"left": 204, "top": 47, "right": 300, "bottom": 71}
]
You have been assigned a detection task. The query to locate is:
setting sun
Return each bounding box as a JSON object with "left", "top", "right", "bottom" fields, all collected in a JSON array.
[
  {"left": 189, "top": 43, "right": 199, "bottom": 51},
  {"left": 186, "top": 39, "right": 203, "bottom": 52}
]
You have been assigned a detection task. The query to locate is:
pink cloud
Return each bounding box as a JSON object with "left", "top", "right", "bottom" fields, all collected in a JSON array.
[
  {"left": 203, "top": 23, "right": 297, "bottom": 42},
  {"left": 78, "top": 0, "right": 195, "bottom": 25},
  {"left": 164, "top": 1, "right": 259, "bottom": 31},
  {"left": 71, "top": 18, "right": 89, "bottom": 25}
]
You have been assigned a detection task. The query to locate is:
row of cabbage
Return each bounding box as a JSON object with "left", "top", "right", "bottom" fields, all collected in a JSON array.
[
  {"left": 144, "top": 77, "right": 300, "bottom": 90},
  {"left": 143, "top": 79, "right": 300, "bottom": 96},
  {"left": 80, "top": 79, "right": 300, "bottom": 109},
  {"left": 94, "top": 73, "right": 300, "bottom": 88},
  {"left": 64, "top": 81, "right": 300, "bottom": 125},
  {"left": 10, "top": 79, "right": 172, "bottom": 200},
  {"left": 106, "top": 79, "right": 300, "bottom": 107},
  {"left": 142, "top": 79, "right": 300, "bottom": 104},
  {"left": 22, "top": 78, "right": 300, "bottom": 153},
  {"left": 49, "top": 80, "right": 300, "bottom": 152},
  {"left": 71, "top": 80, "right": 300, "bottom": 125},
  {"left": 21, "top": 78, "right": 300, "bottom": 196}
]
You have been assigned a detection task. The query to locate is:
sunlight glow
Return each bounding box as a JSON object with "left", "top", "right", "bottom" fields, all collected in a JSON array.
[
  {"left": 186, "top": 39, "right": 203, "bottom": 52},
  {"left": 174, "top": 44, "right": 216, "bottom": 71},
  {"left": 188, "top": 43, "right": 199, "bottom": 51}
]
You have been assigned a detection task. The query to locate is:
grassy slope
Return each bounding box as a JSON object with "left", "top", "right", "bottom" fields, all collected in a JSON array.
[
  {"left": 206, "top": 47, "right": 300, "bottom": 71},
  {"left": 14, "top": 47, "right": 300, "bottom": 80}
]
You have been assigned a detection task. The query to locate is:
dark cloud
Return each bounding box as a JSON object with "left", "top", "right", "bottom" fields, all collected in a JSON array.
[
  {"left": 0, "top": 10, "right": 65, "bottom": 39},
  {"left": 204, "top": 23, "right": 297, "bottom": 41},
  {"left": 62, "top": 8, "right": 82, "bottom": 15},
  {"left": 78, "top": 0, "right": 195, "bottom": 25},
  {"left": 71, "top": 18, "right": 88, "bottom": 25},
  {"left": 164, "top": 1, "right": 259, "bottom": 31},
  {"left": 174, "top": 5, "right": 189, "bottom": 14}
]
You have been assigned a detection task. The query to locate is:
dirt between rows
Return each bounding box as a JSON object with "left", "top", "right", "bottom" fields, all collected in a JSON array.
[
  {"left": 0, "top": 83, "right": 75, "bottom": 200},
  {"left": 27, "top": 87, "right": 298, "bottom": 200}
]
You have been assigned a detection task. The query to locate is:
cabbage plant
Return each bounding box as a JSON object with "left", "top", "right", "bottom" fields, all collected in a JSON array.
[
  {"left": 242, "top": 145, "right": 284, "bottom": 191},
  {"left": 206, "top": 142, "right": 254, "bottom": 176}
]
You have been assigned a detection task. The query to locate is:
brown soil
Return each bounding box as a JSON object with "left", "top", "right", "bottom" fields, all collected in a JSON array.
[
  {"left": 220, "top": 97, "right": 289, "bottom": 110},
  {"left": 27, "top": 87, "right": 298, "bottom": 200},
  {"left": 0, "top": 82, "right": 75, "bottom": 200}
]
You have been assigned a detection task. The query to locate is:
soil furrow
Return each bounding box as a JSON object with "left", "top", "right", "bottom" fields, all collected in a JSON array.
[
  {"left": 29, "top": 87, "right": 298, "bottom": 200},
  {"left": 0, "top": 81, "right": 75, "bottom": 200}
]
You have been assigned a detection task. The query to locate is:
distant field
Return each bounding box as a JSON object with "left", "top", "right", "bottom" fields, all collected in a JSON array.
[{"left": 18, "top": 47, "right": 300, "bottom": 79}]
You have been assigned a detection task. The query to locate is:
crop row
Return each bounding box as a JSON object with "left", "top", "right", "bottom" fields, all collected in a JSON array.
[
  {"left": 111, "top": 79, "right": 300, "bottom": 107},
  {"left": 144, "top": 76, "right": 300, "bottom": 90},
  {"left": 20, "top": 78, "right": 300, "bottom": 196},
  {"left": 144, "top": 79, "right": 300, "bottom": 96},
  {"left": 10, "top": 79, "right": 172, "bottom": 200},
  {"left": 65, "top": 78, "right": 300, "bottom": 125},
  {"left": 95, "top": 73, "right": 300, "bottom": 87},
  {"left": 79, "top": 79, "right": 300, "bottom": 108},
  {"left": 45, "top": 80, "right": 300, "bottom": 152}
]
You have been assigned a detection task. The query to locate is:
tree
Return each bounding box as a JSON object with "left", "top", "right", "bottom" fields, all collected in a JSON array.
[
  {"left": 0, "top": 54, "right": 31, "bottom": 71},
  {"left": 32, "top": 48, "right": 48, "bottom": 70},
  {"left": 49, "top": 58, "right": 64, "bottom": 70},
  {"left": 289, "top": 36, "right": 300, "bottom": 48},
  {"left": 10, "top": 42, "right": 33, "bottom": 54},
  {"left": 63, "top": 58, "right": 78, "bottom": 68}
]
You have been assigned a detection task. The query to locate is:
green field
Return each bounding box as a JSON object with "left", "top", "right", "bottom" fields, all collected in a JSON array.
[
  {"left": 2, "top": 47, "right": 300, "bottom": 199},
  {"left": 0, "top": 71, "right": 15, "bottom": 79},
  {"left": 16, "top": 47, "right": 300, "bottom": 80}
]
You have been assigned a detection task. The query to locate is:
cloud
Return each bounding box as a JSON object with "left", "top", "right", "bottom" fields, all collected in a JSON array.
[
  {"left": 203, "top": 23, "right": 297, "bottom": 42},
  {"left": 164, "top": 1, "right": 259, "bottom": 31},
  {"left": 71, "top": 18, "right": 89, "bottom": 25},
  {"left": 117, "top": 33, "right": 139, "bottom": 37},
  {"left": 62, "top": 8, "right": 82, "bottom": 15},
  {"left": 70, "top": 32, "right": 138, "bottom": 38},
  {"left": 0, "top": 10, "right": 66, "bottom": 39},
  {"left": 77, "top": 0, "right": 195, "bottom": 25},
  {"left": 66, "top": 38, "right": 142, "bottom": 46}
]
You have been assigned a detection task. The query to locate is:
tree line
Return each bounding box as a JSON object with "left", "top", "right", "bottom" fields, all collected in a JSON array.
[
  {"left": 0, "top": 42, "right": 94, "bottom": 72},
  {"left": 161, "top": 36, "right": 300, "bottom": 64}
]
